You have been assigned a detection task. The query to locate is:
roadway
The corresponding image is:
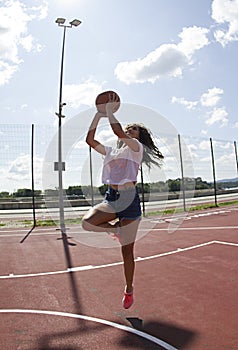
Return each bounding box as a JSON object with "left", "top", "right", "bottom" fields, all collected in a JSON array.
[{"left": 1, "top": 192, "right": 238, "bottom": 223}]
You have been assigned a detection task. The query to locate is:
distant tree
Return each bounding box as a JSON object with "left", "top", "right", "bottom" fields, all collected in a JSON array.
[
  {"left": 216, "top": 180, "right": 238, "bottom": 190},
  {"left": 184, "top": 177, "right": 195, "bottom": 191},
  {"left": 0, "top": 191, "right": 10, "bottom": 198},
  {"left": 195, "top": 177, "right": 212, "bottom": 190},
  {"left": 150, "top": 181, "right": 168, "bottom": 193},
  {"left": 13, "top": 188, "right": 32, "bottom": 197},
  {"left": 137, "top": 182, "right": 150, "bottom": 193},
  {"left": 12, "top": 188, "right": 42, "bottom": 197},
  {"left": 166, "top": 179, "right": 180, "bottom": 192},
  {"left": 32, "top": 190, "right": 42, "bottom": 197},
  {"left": 81, "top": 185, "right": 100, "bottom": 196},
  {"left": 66, "top": 186, "right": 83, "bottom": 196}
]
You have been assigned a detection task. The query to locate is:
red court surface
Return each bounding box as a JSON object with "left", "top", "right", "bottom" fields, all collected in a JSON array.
[{"left": 0, "top": 205, "right": 238, "bottom": 349}]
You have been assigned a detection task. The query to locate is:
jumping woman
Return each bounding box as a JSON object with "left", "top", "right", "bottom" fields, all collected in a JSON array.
[{"left": 82, "top": 93, "right": 164, "bottom": 309}]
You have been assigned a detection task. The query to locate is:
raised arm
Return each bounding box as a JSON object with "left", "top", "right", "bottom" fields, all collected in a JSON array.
[
  {"left": 106, "top": 94, "right": 140, "bottom": 152},
  {"left": 86, "top": 112, "right": 106, "bottom": 155}
]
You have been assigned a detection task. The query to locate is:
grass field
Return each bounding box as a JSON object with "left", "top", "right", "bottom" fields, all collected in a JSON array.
[{"left": 3, "top": 199, "right": 235, "bottom": 228}]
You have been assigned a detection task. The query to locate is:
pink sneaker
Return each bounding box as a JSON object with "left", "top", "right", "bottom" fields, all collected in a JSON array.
[{"left": 122, "top": 288, "right": 134, "bottom": 309}]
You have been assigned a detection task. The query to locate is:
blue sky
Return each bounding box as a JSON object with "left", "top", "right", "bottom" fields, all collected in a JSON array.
[
  {"left": 1, "top": 0, "right": 238, "bottom": 139},
  {"left": 0, "top": 0, "right": 238, "bottom": 192}
]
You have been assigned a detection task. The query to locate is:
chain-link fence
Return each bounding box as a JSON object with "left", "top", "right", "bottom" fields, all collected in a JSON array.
[{"left": 0, "top": 123, "right": 237, "bottom": 224}]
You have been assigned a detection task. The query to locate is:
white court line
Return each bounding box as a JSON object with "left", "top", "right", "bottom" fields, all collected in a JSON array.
[
  {"left": 0, "top": 309, "right": 178, "bottom": 350},
  {"left": 213, "top": 240, "right": 238, "bottom": 247},
  {"left": 0, "top": 231, "right": 60, "bottom": 237},
  {"left": 149, "top": 226, "right": 238, "bottom": 231},
  {"left": 1, "top": 240, "right": 237, "bottom": 280},
  {"left": 1, "top": 226, "right": 238, "bottom": 238}
]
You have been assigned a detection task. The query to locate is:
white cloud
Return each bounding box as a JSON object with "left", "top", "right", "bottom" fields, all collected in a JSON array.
[
  {"left": 171, "top": 96, "right": 198, "bottom": 110},
  {"left": 8, "top": 156, "right": 30, "bottom": 180},
  {"left": 0, "top": 0, "right": 48, "bottom": 85},
  {"left": 0, "top": 153, "right": 43, "bottom": 191},
  {"left": 200, "top": 87, "right": 223, "bottom": 107},
  {"left": 177, "top": 26, "right": 210, "bottom": 58},
  {"left": 31, "top": 1, "right": 48, "bottom": 20},
  {"left": 219, "top": 141, "right": 232, "bottom": 149},
  {"left": 187, "top": 143, "right": 199, "bottom": 158},
  {"left": 96, "top": 128, "right": 117, "bottom": 145},
  {"left": 20, "top": 34, "right": 34, "bottom": 52},
  {"left": 233, "top": 122, "right": 238, "bottom": 129},
  {"left": 74, "top": 140, "right": 87, "bottom": 150},
  {"left": 216, "top": 152, "right": 235, "bottom": 165},
  {"left": 171, "top": 85, "right": 224, "bottom": 124},
  {"left": 205, "top": 107, "right": 228, "bottom": 127},
  {"left": 8, "top": 154, "right": 43, "bottom": 184},
  {"left": 0, "top": 60, "right": 18, "bottom": 85},
  {"left": 199, "top": 140, "right": 211, "bottom": 150},
  {"left": 211, "top": 0, "right": 238, "bottom": 46},
  {"left": 115, "top": 26, "right": 209, "bottom": 84},
  {"left": 200, "top": 156, "right": 211, "bottom": 162},
  {"left": 115, "top": 44, "right": 188, "bottom": 84},
  {"left": 63, "top": 79, "right": 105, "bottom": 108},
  {"left": 172, "top": 86, "right": 228, "bottom": 129}
]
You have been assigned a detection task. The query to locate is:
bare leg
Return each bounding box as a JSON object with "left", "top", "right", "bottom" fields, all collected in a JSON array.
[
  {"left": 82, "top": 202, "right": 118, "bottom": 233},
  {"left": 121, "top": 243, "right": 135, "bottom": 293},
  {"left": 120, "top": 219, "right": 140, "bottom": 293},
  {"left": 83, "top": 205, "right": 140, "bottom": 296}
]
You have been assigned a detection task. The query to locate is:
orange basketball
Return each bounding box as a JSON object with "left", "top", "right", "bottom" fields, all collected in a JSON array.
[{"left": 95, "top": 90, "right": 120, "bottom": 114}]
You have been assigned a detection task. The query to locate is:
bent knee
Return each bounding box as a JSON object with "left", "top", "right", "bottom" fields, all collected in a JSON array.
[{"left": 82, "top": 217, "right": 93, "bottom": 231}]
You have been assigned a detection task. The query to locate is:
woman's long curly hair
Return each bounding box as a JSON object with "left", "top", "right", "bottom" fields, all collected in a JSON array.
[{"left": 117, "top": 123, "right": 164, "bottom": 169}]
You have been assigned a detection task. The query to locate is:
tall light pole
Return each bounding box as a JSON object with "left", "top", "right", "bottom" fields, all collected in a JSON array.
[{"left": 55, "top": 18, "right": 81, "bottom": 236}]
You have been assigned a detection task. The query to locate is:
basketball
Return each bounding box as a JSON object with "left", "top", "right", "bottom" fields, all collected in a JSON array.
[{"left": 95, "top": 90, "right": 120, "bottom": 114}]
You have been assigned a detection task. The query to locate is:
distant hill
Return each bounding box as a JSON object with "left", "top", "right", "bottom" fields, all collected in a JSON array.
[{"left": 217, "top": 177, "right": 238, "bottom": 183}]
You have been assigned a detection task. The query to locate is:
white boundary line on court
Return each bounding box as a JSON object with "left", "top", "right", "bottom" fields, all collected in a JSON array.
[
  {"left": 0, "top": 205, "right": 237, "bottom": 235},
  {"left": 149, "top": 226, "right": 238, "bottom": 231},
  {"left": 0, "top": 240, "right": 237, "bottom": 280},
  {"left": 0, "top": 309, "right": 178, "bottom": 350},
  {"left": 0, "top": 225, "right": 238, "bottom": 237}
]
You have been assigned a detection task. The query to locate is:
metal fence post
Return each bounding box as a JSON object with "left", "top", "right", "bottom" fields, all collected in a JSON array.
[
  {"left": 20, "top": 124, "right": 36, "bottom": 243},
  {"left": 210, "top": 137, "right": 218, "bottom": 207},
  {"left": 234, "top": 141, "right": 238, "bottom": 175},
  {"left": 31, "top": 124, "right": 36, "bottom": 227},
  {"left": 89, "top": 146, "right": 95, "bottom": 206},
  {"left": 140, "top": 164, "right": 145, "bottom": 217},
  {"left": 178, "top": 134, "right": 186, "bottom": 211}
]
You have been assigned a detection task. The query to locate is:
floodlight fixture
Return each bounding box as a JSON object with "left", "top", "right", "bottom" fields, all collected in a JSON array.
[
  {"left": 56, "top": 18, "right": 66, "bottom": 25},
  {"left": 70, "top": 19, "right": 82, "bottom": 27}
]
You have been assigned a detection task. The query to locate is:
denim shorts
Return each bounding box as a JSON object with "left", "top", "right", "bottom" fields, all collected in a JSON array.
[{"left": 103, "top": 186, "right": 142, "bottom": 220}]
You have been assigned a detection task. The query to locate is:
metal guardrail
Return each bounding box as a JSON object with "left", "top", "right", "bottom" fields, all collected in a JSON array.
[{"left": 1, "top": 188, "right": 237, "bottom": 210}]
